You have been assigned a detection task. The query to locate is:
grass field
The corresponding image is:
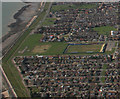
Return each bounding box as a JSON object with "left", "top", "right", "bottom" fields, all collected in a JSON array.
[
  {"left": 16, "top": 34, "right": 115, "bottom": 56},
  {"left": 41, "top": 18, "right": 56, "bottom": 26},
  {"left": 93, "top": 26, "right": 117, "bottom": 35},
  {"left": 2, "top": 3, "right": 51, "bottom": 97},
  {"left": 15, "top": 34, "right": 68, "bottom": 56},
  {"left": 16, "top": 35, "right": 115, "bottom": 56},
  {"left": 66, "top": 44, "right": 102, "bottom": 53},
  {"left": 101, "top": 64, "right": 108, "bottom": 83},
  {"left": 32, "top": 45, "right": 51, "bottom": 53},
  {"left": 51, "top": 3, "right": 97, "bottom": 12}
]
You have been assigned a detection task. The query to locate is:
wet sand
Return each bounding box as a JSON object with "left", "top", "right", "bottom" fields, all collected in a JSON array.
[{"left": 2, "top": 2, "right": 41, "bottom": 55}]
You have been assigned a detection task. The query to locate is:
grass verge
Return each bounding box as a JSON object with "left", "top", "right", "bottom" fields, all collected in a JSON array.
[
  {"left": 2, "top": 3, "right": 50, "bottom": 97},
  {"left": 93, "top": 26, "right": 117, "bottom": 36},
  {"left": 51, "top": 3, "right": 97, "bottom": 12},
  {"left": 41, "top": 18, "right": 56, "bottom": 26},
  {"left": 101, "top": 64, "right": 108, "bottom": 83}
]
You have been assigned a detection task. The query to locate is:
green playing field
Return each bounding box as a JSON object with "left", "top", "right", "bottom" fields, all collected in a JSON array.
[{"left": 66, "top": 44, "right": 102, "bottom": 53}]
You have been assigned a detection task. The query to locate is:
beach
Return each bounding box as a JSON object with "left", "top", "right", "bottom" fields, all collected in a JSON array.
[{"left": 1, "top": 2, "right": 41, "bottom": 55}]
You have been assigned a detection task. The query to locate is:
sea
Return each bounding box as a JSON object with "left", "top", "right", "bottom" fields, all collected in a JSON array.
[{"left": 2, "top": 2, "right": 25, "bottom": 36}]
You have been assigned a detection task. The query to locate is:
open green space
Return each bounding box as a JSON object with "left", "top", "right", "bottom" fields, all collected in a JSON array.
[
  {"left": 51, "top": 3, "right": 97, "bottom": 12},
  {"left": 42, "top": 18, "right": 56, "bottom": 26},
  {"left": 93, "top": 26, "right": 117, "bottom": 35},
  {"left": 16, "top": 34, "right": 68, "bottom": 56},
  {"left": 101, "top": 64, "right": 108, "bottom": 83},
  {"left": 2, "top": 3, "right": 51, "bottom": 97},
  {"left": 16, "top": 36, "right": 115, "bottom": 56},
  {"left": 101, "top": 77, "right": 105, "bottom": 83},
  {"left": 66, "top": 44, "right": 102, "bottom": 53}
]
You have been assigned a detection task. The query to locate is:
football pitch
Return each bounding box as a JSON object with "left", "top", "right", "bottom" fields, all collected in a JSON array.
[{"left": 64, "top": 43, "right": 103, "bottom": 54}]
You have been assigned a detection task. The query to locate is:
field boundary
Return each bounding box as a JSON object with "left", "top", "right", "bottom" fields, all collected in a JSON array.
[{"left": 63, "top": 43, "right": 104, "bottom": 54}]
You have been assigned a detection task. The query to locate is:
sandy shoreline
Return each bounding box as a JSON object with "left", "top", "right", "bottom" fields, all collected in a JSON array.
[{"left": 2, "top": 2, "right": 41, "bottom": 55}]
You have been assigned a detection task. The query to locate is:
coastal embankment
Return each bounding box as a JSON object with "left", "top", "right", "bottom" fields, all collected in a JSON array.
[
  {"left": 2, "top": 4, "right": 30, "bottom": 42},
  {"left": 1, "top": 3, "right": 41, "bottom": 55}
]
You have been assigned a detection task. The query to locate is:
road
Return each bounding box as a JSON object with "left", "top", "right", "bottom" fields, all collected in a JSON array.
[
  {"left": 9, "top": 3, "right": 53, "bottom": 95},
  {"left": 0, "top": 65, "right": 17, "bottom": 97},
  {"left": 1, "top": 2, "right": 46, "bottom": 98},
  {"left": 31, "top": 2, "right": 52, "bottom": 34}
]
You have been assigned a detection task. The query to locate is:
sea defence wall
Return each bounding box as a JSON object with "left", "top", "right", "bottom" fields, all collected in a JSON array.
[
  {"left": 2, "top": 3, "right": 41, "bottom": 55},
  {"left": 1, "top": 5, "right": 30, "bottom": 42}
]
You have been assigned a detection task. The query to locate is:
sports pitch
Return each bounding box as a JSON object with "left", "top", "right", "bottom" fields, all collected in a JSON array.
[{"left": 64, "top": 43, "right": 103, "bottom": 54}]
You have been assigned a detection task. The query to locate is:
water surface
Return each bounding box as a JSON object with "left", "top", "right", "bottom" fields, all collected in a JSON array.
[{"left": 2, "top": 2, "right": 25, "bottom": 36}]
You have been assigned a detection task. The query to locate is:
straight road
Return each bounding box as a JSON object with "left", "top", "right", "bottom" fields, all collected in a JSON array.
[{"left": 0, "top": 65, "right": 17, "bottom": 97}]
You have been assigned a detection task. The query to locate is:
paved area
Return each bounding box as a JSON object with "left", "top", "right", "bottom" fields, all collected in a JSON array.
[{"left": 106, "top": 41, "right": 115, "bottom": 51}]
